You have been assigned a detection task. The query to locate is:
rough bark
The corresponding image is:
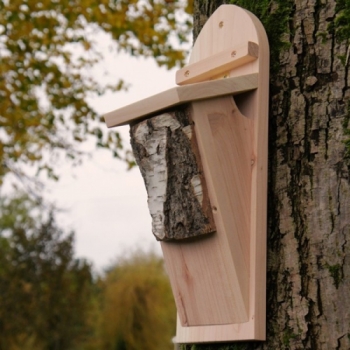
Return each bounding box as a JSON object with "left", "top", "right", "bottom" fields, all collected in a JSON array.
[
  {"left": 130, "top": 107, "right": 215, "bottom": 241},
  {"left": 182, "top": 1, "right": 350, "bottom": 349},
  {"left": 193, "top": 0, "right": 230, "bottom": 41}
]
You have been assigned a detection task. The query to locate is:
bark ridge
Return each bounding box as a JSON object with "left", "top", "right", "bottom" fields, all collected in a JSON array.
[{"left": 130, "top": 107, "right": 215, "bottom": 241}]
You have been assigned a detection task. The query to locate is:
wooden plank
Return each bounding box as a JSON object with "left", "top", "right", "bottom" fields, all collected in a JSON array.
[
  {"left": 161, "top": 96, "right": 251, "bottom": 327},
  {"left": 104, "top": 73, "right": 258, "bottom": 127},
  {"left": 102, "top": 3, "right": 269, "bottom": 343},
  {"left": 174, "top": 4, "right": 269, "bottom": 343},
  {"left": 176, "top": 42, "right": 258, "bottom": 85},
  {"left": 175, "top": 314, "right": 256, "bottom": 343}
]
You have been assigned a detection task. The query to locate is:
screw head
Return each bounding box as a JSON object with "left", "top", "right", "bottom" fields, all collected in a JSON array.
[
  {"left": 185, "top": 70, "right": 190, "bottom": 77},
  {"left": 219, "top": 21, "right": 224, "bottom": 28},
  {"left": 231, "top": 51, "right": 236, "bottom": 57}
]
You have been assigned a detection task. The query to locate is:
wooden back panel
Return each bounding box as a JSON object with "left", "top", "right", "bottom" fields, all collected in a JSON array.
[
  {"left": 103, "top": 4, "right": 269, "bottom": 343},
  {"left": 161, "top": 5, "right": 269, "bottom": 342}
]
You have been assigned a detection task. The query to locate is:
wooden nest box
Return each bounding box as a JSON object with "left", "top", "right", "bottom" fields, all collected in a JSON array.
[{"left": 104, "top": 5, "right": 269, "bottom": 344}]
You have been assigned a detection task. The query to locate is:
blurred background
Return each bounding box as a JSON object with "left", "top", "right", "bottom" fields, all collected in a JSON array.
[{"left": 0, "top": 0, "right": 192, "bottom": 348}]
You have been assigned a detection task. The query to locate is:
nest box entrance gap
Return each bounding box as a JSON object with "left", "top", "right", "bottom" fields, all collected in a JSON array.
[{"left": 104, "top": 4, "right": 269, "bottom": 344}]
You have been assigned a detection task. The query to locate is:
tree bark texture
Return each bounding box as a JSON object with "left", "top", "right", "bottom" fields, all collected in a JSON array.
[
  {"left": 130, "top": 107, "right": 216, "bottom": 241},
  {"left": 182, "top": 0, "right": 350, "bottom": 349}
]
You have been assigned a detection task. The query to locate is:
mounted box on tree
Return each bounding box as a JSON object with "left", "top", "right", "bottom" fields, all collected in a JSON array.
[{"left": 104, "top": 5, "right": 269, "bottom": 344}]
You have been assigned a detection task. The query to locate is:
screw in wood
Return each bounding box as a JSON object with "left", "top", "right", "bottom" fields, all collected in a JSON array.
[
  {"left": 219, "top": 21, "right": 224, "bottom": 28},
  {"left": 185, "top": 70, "right": 190, "bottom": 77},
  {"left": 212, "top": 206, "right": 218, "bottom": 212},
  {"left": 231, "top": 51, "right": 236, "bottom": 57}
]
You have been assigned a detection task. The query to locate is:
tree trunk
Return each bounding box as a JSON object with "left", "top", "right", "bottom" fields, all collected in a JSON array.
[{"left": 180, "top": 0, "right": 350, "bottom": 349}]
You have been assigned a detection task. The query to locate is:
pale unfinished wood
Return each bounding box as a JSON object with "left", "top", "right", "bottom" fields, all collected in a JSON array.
[
  {"left": 167, "top": 4, "right": 269, "bottom": 343},
  {"left": 176, "top": 42, "right": 258, "bottom": 85},
  {"left": 161, "top": 96, "right": 252, "bottom": 327},
  {"left": 104, "top": 73, "right": 258, "bottom": 127},
  {"left": 103, "top": 3, "right": 269, "bottom": 343}
]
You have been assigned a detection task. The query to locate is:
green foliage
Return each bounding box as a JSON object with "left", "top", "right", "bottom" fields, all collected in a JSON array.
[
  {"left": 326, "top": 263, "right": 344, "bottom": 289},
  {"left": 282, "top": 326, "right": 298, "bottom": 347},
  {"left": 0, "top": 193, "right": 178, "bottom": 349},
  {"left": 342, "top": 101, "right": 350, "bottom": 159},
  {"left": 230, "top": 0, "right": 294, "bottom": 75},
  {"left": 0, "top": 0, "right": 193, "bottom": 182},
  {"left": 335, "top": 2, "right": 350, "bottom": 156},
  {"left": 0, "top": 193, "right": 94, "bottom": 350},
  {"left": 96, "top": 250, "right": 176, "bottom": 350},
  {"left": 334, "top": 0, "right": 350, "bottom": 41}
]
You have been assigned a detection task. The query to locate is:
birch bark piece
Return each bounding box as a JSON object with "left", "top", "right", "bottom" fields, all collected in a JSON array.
[{"left": 130, "top": 106, "right": 216, "bottom": 241}]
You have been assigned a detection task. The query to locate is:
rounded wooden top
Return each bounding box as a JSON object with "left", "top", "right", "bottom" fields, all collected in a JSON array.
[{"left": 187, "top": 5, "right": 268, "bottom": 81}]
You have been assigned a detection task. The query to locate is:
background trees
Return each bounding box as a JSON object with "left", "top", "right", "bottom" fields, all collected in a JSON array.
[
  {"left": 182, "top": 0, "right": 350, "bottom": 349},
  {"left": 96, "top": 252, "right": 176, "bottom": 350},
  {"left": 0, "top": 0, "right": 192, "bottom": 183},
  {"left": 0, "top": 193, "right": 93, "bottom": 350},
  {"left": 0, "top": 194, "right": 176, "bottom": 349},
  {"left": 0, "top": 1, "right": 190, "bottom": 348}
]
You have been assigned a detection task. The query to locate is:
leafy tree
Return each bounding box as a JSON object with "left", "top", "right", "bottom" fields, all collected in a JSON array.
[
  {"left": 0, "top": 0, "right": 193, "bottom": 182},
  {"left": 0, "top": 193, "right": 94, "bottom": 350},
  {"left": 95, "top": 250, "right": 176, "bottom": 350}
]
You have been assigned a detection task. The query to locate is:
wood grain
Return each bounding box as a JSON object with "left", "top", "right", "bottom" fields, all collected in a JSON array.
[
  {"left": 104, "top": 73, "right": 258, "bottom": 127},
  {"left": 161, "top": 96, "right": 252, "bottom": 327},
  {"left": 176, "top": 42, "right": 259, "bottom": 85},
  {"left": 102, "top": 3, "right": 269, "bottom": 343},
  {"left": 172, "top": 4, "right": 269, "bottom": 343}
]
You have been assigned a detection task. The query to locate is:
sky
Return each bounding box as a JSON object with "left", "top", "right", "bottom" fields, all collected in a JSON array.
[{"left": 45, "top": 51, "right": 180, "bottom": 271}]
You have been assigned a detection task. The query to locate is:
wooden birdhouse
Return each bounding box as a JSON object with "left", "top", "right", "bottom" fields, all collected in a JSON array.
[{"left": 104, "top": 5, "right": 269, "bottom": 343}]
